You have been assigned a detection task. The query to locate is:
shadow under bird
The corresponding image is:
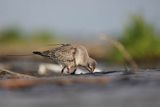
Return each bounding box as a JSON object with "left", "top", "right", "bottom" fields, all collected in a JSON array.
[{"left": 33, "top": 44, "right": 96, "bottom": 74}]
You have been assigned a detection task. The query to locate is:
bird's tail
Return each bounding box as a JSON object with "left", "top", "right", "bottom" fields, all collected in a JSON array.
[
  {"left": 32, "top": 51, "right": 42, "bottom": 55},
  {"left": 32, "top": 51, "right": 50, "bottom": 58}
]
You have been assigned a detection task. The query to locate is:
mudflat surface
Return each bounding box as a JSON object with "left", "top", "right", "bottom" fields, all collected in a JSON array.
[
  {"left": 0, "top": 69, "right": 160, "bottom": 107},
  {"left": 0, "top": 59, "right": 160, "bottom": 107}
]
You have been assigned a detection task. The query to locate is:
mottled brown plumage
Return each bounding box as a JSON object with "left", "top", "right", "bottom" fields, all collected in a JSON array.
[{"left": 33, "top": 44, "right": 96, "bottom": 74}]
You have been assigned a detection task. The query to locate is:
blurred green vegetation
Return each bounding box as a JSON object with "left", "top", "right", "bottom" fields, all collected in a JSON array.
[
  {"left": 30, "top": 30, "right": 56, "bottom": 43},
  {"left": 0, "top": 27, "right": 24, "bottom": 44},
  {"left": 110, "top": 15, "right": 160, "bottom": 62},
  {"left": 0, "top": 15, "right": 160, "bottom": 64},
  {"left": 0, "top": 27, "right": 56, "bottom": 45}
]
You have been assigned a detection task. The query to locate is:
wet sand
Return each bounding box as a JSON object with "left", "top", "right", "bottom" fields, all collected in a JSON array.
[
  {"left": 0, "top": 69, "right": 160, "bottom": 107},
  {"left": 0, "top": 59, "right": 160, "bottom": 107}
]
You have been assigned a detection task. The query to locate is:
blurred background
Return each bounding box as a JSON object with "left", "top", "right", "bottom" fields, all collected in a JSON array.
[
  {"left": 0, "top": 0, "right": 160, "bottom": 68},
  {"left": 1, "top": 1, "right": 160, "bottom": 107}
]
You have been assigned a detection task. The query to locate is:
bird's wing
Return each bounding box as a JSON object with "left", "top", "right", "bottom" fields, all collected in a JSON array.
[
  {"left": 50, "top": 44, "right": 77, "bottom": 62},
  {"left": 47, "top": 43, "right": 71, "bottom": 46}
]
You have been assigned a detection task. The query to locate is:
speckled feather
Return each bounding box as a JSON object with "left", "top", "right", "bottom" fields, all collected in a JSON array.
[
  {"left": 33, "top": 43, "right": 96, "bottom": 74},
  {"left": 40, "top": 44, "right": 77, "bottom": 67}
]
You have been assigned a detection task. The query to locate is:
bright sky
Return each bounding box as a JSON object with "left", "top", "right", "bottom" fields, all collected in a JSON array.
[{"left": 0, "top": 0, "right": 160, "bottom": 36}]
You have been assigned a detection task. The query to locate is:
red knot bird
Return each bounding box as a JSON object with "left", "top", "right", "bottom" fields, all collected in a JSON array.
[{"left": 33, "top": 44, "right": 96, "bottom": 74}]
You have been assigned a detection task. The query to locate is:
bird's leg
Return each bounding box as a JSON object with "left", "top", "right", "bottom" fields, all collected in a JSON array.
[
  {"left": 67, "top": 67, "right": 70, "bottom": 74},
  {"left": 61, "top": 66, "right": 66, "bottom": 74},
  {"left": 71, "top": 48, "right": 77, "bottom": 75},
  {"left": 71, "top": 66, "right": 77, "bottom": 75},
  {"left": 71, "top": 68, "right": 77, "bottom": 75}
]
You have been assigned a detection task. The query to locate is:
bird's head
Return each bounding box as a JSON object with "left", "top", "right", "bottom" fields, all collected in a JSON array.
[{"left": 86, "top": 58, "right": 96, "bottom": 73}]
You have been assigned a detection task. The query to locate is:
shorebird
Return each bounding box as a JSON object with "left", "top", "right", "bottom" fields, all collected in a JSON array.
[{"left": 33, "top": 44, "right": 96, "bottom": 74}]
